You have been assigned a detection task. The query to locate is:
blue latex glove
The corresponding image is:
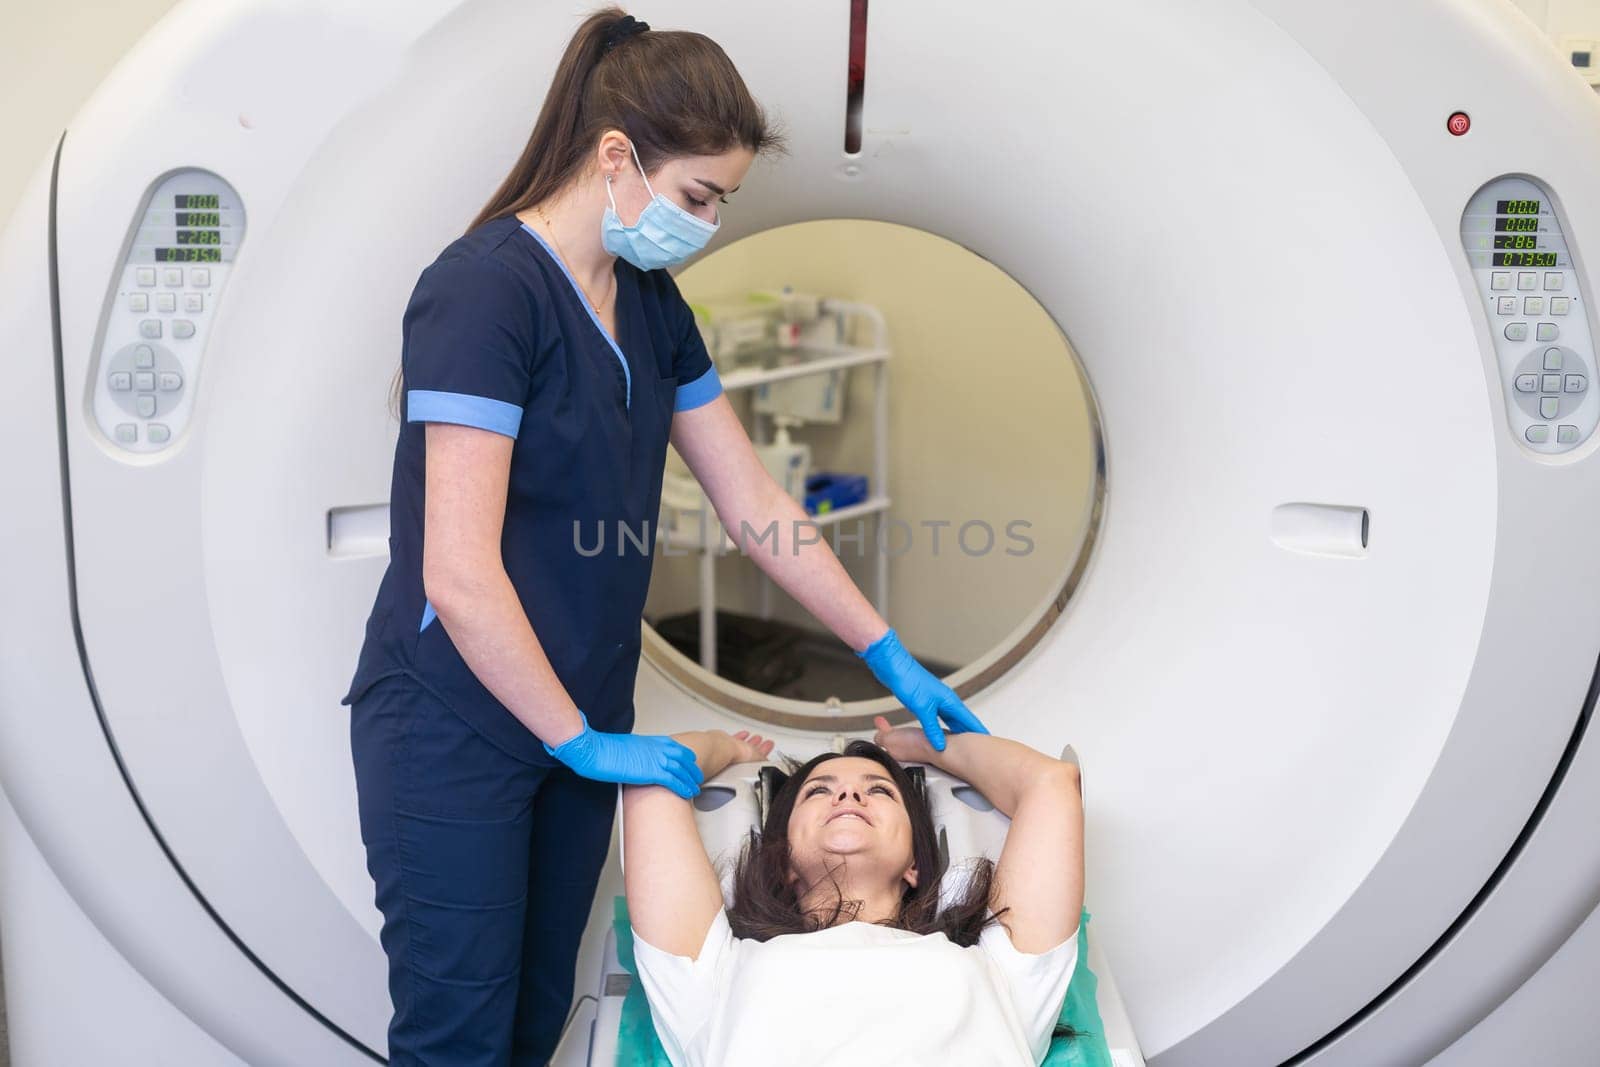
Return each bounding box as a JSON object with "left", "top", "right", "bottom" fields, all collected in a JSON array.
[
  {"left": 857, "top": 628, "right": 989, "bottom": 751},
  {"left": 544, "top": 711, "right": 704, "bottom": 798}
]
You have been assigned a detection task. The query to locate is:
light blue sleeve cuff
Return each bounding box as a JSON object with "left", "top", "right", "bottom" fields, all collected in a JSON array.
[
  {"left": 674, "top": 365, "right": 723, "bottom": 412},
  {"left": 407, "top": 389, "right": 523, "bottom": 438}
]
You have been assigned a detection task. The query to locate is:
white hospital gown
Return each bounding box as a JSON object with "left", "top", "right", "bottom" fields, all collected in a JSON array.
[{"left": 631, "top": 908, "right": 1077, "bottom": 1066}]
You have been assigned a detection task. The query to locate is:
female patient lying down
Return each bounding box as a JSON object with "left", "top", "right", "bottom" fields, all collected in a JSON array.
[{"left": 621, "top": 715, "right": 1085, "bottom": 1066}]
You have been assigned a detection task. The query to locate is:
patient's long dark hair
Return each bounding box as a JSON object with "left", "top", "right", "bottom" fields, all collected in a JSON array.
[
  {"left": 727, "top": 740, "right": 1079, "bottom": 1042},
  {"left": 728, "top": 741, "right": 993, "bottom": 944}
]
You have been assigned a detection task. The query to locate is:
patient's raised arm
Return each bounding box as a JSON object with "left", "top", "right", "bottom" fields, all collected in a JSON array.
[
  {"left": 873, "top": 716, "right": 1084, "bottom": 953},
  {"left": 621, "top": 729, "right": 773, "bottom": 958}
]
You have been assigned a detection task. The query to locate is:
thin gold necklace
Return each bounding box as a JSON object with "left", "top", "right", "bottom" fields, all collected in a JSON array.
[{"left": 533, "top": 203, "right": 613, "bottom": 315}]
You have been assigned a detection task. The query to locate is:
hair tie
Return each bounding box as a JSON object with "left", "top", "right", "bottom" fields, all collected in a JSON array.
[{"left": 601, "top": 15, "right": 650, "bottom": 53}]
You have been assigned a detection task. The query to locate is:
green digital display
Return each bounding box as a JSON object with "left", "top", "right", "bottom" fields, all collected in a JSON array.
[
  {"left": 176, "top": 211, "right": 220, "bottom": 227},
  {"left": 176, "top": 229, "right": 221, "bottom": 245},
  {"left": 1493, "top": 251, "right": 1558, "bottom": 267},
  {"left": 156, "top": 247, "right": 221, "bottom": 262},
  {"left": 1494, "top": 234, "right": 1540, "bottom": 250},
  {"left": 175, "top": 194, "right": 220, "bottom": 209},
  {"left": 1496, "top": 199, "right": 1541, "bottom": 214},
  {"left": 1496, "top": 217, "right": 1539, "bottom": 233}
]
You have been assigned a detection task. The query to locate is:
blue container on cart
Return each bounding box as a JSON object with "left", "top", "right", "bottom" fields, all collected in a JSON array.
[{"left": 804, "top": 472, "right": 868, "bottom": 515}]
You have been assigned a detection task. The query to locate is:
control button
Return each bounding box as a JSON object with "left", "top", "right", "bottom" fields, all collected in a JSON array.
[
  {"left": 191, "top": 268, "right": 210, "bottom": 288},
  {"left": 1524, "top": 297, "right": 1544, "bottom": 315},
  {"left": 162, "top": 268, "right": 183, "bottom": 287},
  {"left": 155, "top": 292, "right": 176, "bottom": 313},
  {"left": 136, "top": 395, "right": 157, "bottom": 418},
  {"left": 134, "top": 345, "right": 155, "bottom": 369},
  {"left": 158, "top": 372, "right": 183, "bottom": 392},
  {"left": 183, "top": 293, "right": 204, "bottom": 313},
  {"left": 1497, "top": 296, "right": 1517, "bottom": 315},
  {"left": 1518, "top": 272, "right": 1538, "bottom": 290},
  {"left": 134, "top": 371, "right": 156, "bottom": 392},
  {"left": 1491, "top": 272, "right": 1512, "bottom": 290},
  {"left": 172, "top": 319, "right": 196, "bottom": 339},
  {"left": 1505, "top": 323, "right": 1529, "bottom": 341},
  {"left": 147, "top": 423, "right": 172, "bottom": 445},
  {"left": 1542, "top": 373, "right": 1562, "bottom": 393},
  {"left": 1551, "top": 297, "right": 1571, "bottom": 315},
  {"left": 1526, "top": 424, "right": 1551, "bottom": 443},
  {"left": 128, "top": 293, "right": 149, "bottom": 312},
  {"left": 114, "top": 423, "right": 138, "bottom": 444},
  {"left": 1545, "top": 272, "right": 1565, "bottom": 290},
  {"left": 1540, "top": 396, "right": 1560, "bottom": 420},
  {"left": 109, "top": 372, "right": 132, "bottom": 391},
  {"left": 1566, "top": 374, "right": 1588, "bottom": 393},
  {"left": 140, "top": 319, "right": 162, "bottom": 339},
  {"left": 1544, "top": 348, "right": 1563, "bottom": 371},
  {"left": 1537, "top": 323, "right": 1559, "bottom": 341},
  {"left": 1557, "top": 424, "right": 1580, "bottom": 444},
  {"left": 135, "top": 268, "right": 156, "bottom": 287}
]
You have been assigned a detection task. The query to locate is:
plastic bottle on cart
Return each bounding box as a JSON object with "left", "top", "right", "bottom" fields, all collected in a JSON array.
[
  {"left": 776, "top": 285, "right": 802, "bottom": 349},
  {"left": 755, "top": 415, "right": 811, "bottom": 503}
]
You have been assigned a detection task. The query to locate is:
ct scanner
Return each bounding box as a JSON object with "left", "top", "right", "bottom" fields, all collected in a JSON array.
[{"left": 2, "top": 0, "right": 1600, "bottom": 1063}]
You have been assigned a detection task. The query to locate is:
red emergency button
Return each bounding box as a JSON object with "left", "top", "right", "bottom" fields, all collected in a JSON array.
[{"left": 1447, "top": 111, "right": 1471, "bottom": 136}]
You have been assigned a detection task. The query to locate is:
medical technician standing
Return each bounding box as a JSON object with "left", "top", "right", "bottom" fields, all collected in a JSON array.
[{"left": 341, "top": 8, "right": 989, "bottom": 1064}]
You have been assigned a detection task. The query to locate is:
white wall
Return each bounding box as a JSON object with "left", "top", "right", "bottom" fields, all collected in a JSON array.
[
  {"left": 1510, "top": 0, "right": 1600, "bottom": 84},
  {"left": 0, "top": 1, "right": 181, "bottom": 231}
]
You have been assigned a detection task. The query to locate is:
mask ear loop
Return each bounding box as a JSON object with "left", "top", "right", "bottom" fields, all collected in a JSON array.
[
  {"left": 621, "top": 137, "right": 722, "bottom": 228},
  {"left": 608, "top": 136, "right": 723, "bottom": 231},
  {"left": 627, "top": 138, "right": 658, "bottom": 201},
  {"left": 604, "top": 139, "right": 659, "bottom": 222}
]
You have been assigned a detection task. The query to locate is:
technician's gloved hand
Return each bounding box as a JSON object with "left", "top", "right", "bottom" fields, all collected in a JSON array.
[
  {"left": 544, "top": 711, "right": 704, "bottom": 798},
  {"left": 857, "top": 628, "right": 989, "bottom": 751}
]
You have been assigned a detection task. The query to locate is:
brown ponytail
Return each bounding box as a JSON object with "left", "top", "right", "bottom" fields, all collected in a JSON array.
[{"left": 468, "top": 5, "right": 787, "bottom": 231}]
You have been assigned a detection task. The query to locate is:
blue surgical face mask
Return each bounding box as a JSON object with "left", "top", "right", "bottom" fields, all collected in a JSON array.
[{"left": 601, "top": 139, "right": 719, "bottom": 270}]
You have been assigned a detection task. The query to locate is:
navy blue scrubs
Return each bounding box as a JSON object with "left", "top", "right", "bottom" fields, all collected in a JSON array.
[{"left": 342, "top": 214, "right": 721, "bottom": 1065}]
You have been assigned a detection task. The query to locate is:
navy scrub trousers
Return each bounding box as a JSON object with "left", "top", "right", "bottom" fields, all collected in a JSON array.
[
  {"left": 342, "top": 215, "right": 723, "bottom": 1065},
  {"left": 351, "top": 677, "right": 616, "bottom": 1064}
]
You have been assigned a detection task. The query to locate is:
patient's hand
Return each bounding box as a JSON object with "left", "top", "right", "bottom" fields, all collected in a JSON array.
[
  {"left": 664, "top": 730, "right": 777, "bottom": 782},
  {"left": 872, "top": 715, "right": 940, "bottom": 764},
  {"left": 727, "top": 730, "right": 775, "bottom": 764}
]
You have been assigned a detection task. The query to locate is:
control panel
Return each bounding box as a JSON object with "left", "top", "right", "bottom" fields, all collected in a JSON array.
[
  {"left": 1460, "top": 176, "right": 1595, "bottom": 455},
  {"left": 90, "top": 169, "right": 245, "bottom": 454}
]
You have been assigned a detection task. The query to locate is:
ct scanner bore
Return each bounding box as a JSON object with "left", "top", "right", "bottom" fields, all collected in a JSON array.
[{"left": 1, "top": 1, "right": 1598, "bottom": 1065}]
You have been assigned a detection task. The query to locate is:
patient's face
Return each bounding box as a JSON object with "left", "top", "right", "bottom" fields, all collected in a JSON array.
[{"left": 787, "top": 757, "right": 917, "bottom": 889}]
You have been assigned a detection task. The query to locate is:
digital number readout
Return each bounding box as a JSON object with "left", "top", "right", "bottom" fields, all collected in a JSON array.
[
  {"left": 176, "top": 212, "right": 221, "bottom": 227},
  {"left": 176, "top": 230, "right": 221, "bottom": 245},
  {"left": 1494, "top": 234, "right": 1540, "bottom": 250},
  {"left": 1496, "top": 217, "right": 1539, "bottom": 233},
  {"left": 1493, "top": 252, "right": 1558, "bottom": 267},
  {"left": 156, "top": 247, "right": 222, "bottom": 262},
  {"left": 1496, "top": 199, "right": 1541, "bottom": 215},
  {"left": 175, "top": 194, "right": 221, "bottom": 209}
]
